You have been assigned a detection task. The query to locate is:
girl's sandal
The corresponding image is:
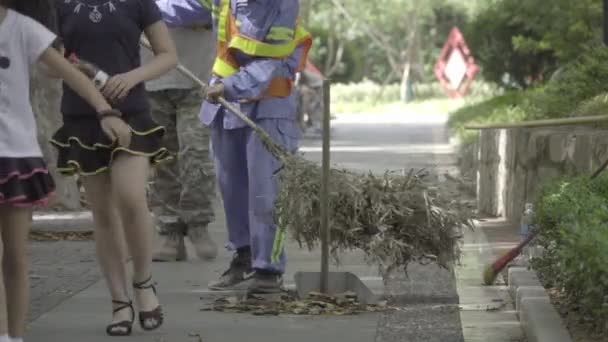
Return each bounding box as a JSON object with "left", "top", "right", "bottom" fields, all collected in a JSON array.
[
  {"left": 133, "top": 276, "right": 164, "bottom": 331},
  {"left": 106, "top": 300, "right": 134, "bottom": 336}
]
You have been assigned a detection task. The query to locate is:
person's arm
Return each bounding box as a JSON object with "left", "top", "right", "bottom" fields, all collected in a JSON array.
[
  {"left": 39, "top": 48, "right": 110, "bottom": 113},
  {"left": 38, "top": 47, "right": 132, "bottom": 146},
  {"left": 155, "top": 0, "right": 212, "bottom": 27},
  {"left": 37, "top": 42, "right": 65, "bottom": 78},
  {"left": 207, "top": 0, "right": 304, "bottom": 102},
  {"left": 102, "top": 20, "right": 178, "bottom": 101},
  {"left": 220, "top": 48, "right": 302, "bottom": 102},
  {"left": 132, "top": 21, "right": 177, "bottom": 83}
]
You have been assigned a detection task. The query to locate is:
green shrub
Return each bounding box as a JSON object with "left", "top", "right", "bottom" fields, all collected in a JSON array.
[
  {"left": 524, "top": 47, "right": 608, "bottom": 119},
  {"left": 448, "top": 47, "right": 608, "bottom": 141},
  {"left": 447, "top": 91, "right": 526, "bottom": 143},
  {"left": 331, "top": 81, "right": 401, "bottom": 104},
  {"left": 533, "top": 175, "right": 608, "bottom": 330},
  {"left": 331, "top": 81, "right": 498, "bottom": 106}
]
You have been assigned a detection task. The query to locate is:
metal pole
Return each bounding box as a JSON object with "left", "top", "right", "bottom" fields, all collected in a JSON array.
[
  {"left": 320, "top": 79, "right": 331, "bottom": 294},
  {"left": 604, "top": 0, "right": 608, "bottom": 45}
]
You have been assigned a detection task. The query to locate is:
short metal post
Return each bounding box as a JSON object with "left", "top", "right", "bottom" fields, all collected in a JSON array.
[
  {"left": 320, "top": 79, "right": 331, "bottom": 293},
  {"left": 605, "top": 0, "right": 608, "bottom": 45},
  {"left": 604, "top": 0, "right": 608, "bottom": 45}
]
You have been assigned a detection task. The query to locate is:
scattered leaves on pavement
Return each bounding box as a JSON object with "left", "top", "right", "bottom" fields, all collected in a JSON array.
[
  {"left": 29, "top": 231, "right": 94, "bottom": 241},
  {"left": 201, "top": 291, "right": 393, "bottom": 316}
]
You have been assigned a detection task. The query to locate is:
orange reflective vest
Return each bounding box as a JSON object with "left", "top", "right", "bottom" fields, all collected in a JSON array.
[{"left": 211, "top": 0, "right": 312, "bottom": 99}]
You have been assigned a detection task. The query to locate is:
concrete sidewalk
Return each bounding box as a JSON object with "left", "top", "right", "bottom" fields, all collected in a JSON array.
[
  {"left": 25, "top": 213, "right": 525, "bottom": 342},
  {"left": 26, "top": 207, "right": 385, "bottom": 342}
]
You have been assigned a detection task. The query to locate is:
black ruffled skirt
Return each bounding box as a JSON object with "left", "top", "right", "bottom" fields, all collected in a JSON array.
[
  {"left": 0, "top": 158, "right": 55, "bottom": 207},
  {"left": 50, "top": 112, "right": 171, "bottom": 176}
]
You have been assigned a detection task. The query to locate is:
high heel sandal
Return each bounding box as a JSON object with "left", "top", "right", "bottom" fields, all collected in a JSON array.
[
  {"left": 106, "top": 300, "right": 134, "bottom": 336},
  {"left": 133, "top": 276, "right": 164, "bottom": 331}
]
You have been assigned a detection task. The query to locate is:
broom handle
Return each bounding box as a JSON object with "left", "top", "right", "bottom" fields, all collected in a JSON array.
[{"left": 139, "top": 37, "right": 286, "bottom": 159}]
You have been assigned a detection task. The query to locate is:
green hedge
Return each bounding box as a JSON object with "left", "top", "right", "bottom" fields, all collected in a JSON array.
[
  {"left": 447, "top": 91, "right": 527, "bottom": 143},
  {"left": 533, "top": 175, "right": 608, "bottom": 330},
  {"left": 448, "top": 47, "right": 608, "bottom": 142}
]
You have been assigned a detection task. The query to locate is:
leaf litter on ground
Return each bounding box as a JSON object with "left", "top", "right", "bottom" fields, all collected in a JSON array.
[
  {"left": 29, "top": 231, "right": 94, "bottom": 241},
  {"left": 201, "top": 291, "right": 393, "bottom": 316}
]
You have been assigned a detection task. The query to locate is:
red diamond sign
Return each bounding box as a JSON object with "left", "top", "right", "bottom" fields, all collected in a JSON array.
[{"left": 434, "top": 27, "right": 478, "bottom": 99}]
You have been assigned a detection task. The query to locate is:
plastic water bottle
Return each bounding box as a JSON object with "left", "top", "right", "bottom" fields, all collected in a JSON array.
[{"left": 520, "top": 203, "right": 534, "bottom": 259}]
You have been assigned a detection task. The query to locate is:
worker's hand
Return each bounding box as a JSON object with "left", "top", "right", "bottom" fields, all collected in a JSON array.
[{"left": 206, "top": 83, "right": 225, "bottom": 104}]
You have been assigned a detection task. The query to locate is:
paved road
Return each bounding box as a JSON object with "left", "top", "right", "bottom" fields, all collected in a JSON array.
[
  {"left": 300, "top": 113, "right": 457, "bottom": 174},
  {"left": 26, "top": 112, "right": 524, "bottom": 341}
]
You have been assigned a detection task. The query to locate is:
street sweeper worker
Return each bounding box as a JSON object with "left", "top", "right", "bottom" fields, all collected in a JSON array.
[{"left": 156, "top": 0, "right": 312, "bottom": 293}]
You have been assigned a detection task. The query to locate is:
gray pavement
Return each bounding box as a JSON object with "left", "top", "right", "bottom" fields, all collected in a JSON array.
[
  {"left": 29, "top": 241, "right": 99, "bottom": 321},
  {"left": 25, "top": 112, "right": 524, "bottom": 341}
]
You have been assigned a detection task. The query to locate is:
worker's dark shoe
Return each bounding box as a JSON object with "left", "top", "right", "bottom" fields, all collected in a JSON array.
[
  {"left": 208, "top": 247, "right": 252, "bottom": 291},
  {"left": 248, "top": 271, "right": 284, "bottom": 294}
]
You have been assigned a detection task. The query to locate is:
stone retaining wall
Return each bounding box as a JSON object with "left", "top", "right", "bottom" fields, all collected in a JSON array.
[{"left": 471, "top": 125, "right": 608, "bottom": 223}]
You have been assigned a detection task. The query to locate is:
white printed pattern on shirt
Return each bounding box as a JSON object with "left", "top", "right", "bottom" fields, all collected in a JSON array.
[{"left": 63, "top": 0, "right": 125, "bottom": 23}]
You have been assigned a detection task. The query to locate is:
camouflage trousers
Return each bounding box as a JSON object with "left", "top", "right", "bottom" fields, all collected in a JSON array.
[{"left": 147, "top": 88, "right": 216, "bottom": 235}]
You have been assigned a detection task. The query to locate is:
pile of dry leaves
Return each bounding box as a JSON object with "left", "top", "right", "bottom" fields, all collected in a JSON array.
[{"left": 202, "top": 291, "right": 392, "bottom": 316}]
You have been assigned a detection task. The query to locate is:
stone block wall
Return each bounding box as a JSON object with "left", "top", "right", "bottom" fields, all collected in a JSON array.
[{"left": 473, "top": 125, "right": 608, "bottom": 223}]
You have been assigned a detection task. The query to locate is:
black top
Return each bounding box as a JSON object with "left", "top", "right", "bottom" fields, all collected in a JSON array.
[{"left": 55, "top": 0, "right": 162, "bottom": 117}]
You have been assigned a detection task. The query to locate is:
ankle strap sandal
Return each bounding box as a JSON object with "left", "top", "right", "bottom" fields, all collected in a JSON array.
[
  {"left": 133, "top": 276, "right": 164, "bottom": 331},
  {"left": 106, "top": 300, "right": 134, "bottom": 336}
]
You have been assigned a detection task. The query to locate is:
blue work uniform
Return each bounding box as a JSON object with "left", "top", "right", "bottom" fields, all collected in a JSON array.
[{"left": 156, "top": 0, "right": 308, "bottom": 273}]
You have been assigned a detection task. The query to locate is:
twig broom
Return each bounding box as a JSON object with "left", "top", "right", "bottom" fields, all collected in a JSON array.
[{"left": 140, "top": 39, "right": 471, "bottom": 273}]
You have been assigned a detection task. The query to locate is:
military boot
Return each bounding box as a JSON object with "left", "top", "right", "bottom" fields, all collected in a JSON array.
[
  {"left": 152, "top": 232, "right": 187, "bottom": 262},
  {"left": 188, "top": 225, "right": 218, "bottom": 260}
]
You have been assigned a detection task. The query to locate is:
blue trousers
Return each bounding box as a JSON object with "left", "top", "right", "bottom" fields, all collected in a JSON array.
[{"left": 210, "top": 117, "right": 299, "bottom": 273}]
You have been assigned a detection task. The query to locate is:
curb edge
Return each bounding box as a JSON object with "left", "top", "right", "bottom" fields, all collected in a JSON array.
[{"left": 507, "top": 266, "right": 573, "bottom": 342}]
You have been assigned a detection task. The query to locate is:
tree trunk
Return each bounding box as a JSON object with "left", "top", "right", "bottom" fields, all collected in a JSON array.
[
  {"left": 30, "top": 67, "right": 82, "bottom": 210},
  {"left": 323, "top": 6, "right": 337, "bottom": 76},
  {"left": 400, "top": 62, "right": 413, "bottom": 103},
  {"left": 300, "top": 0, "right": 313, "bottom": 26},
  {"left": 400, "top": 10, "right": 419, "bottom": 103},
  {"left": 329, "top": 0, "right": 402, "bottom": 78}
]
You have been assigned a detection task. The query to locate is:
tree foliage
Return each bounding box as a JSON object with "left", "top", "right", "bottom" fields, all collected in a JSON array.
[
  {"left": 304, "top": 0, "right": 478, "bottom": 83},
  {"left": 466, "top": 0, "right": 603, "bottom": 88}
]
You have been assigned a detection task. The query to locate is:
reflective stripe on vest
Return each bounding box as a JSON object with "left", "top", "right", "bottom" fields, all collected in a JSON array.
[{"left": 211, "top": 0, "right": 312, "bottom": 99}]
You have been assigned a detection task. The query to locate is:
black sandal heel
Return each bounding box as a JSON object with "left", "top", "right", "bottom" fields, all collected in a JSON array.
[
  {"left": 106, "top": 300, "right": 134, "bottom": 336},
  {"left": 133, "top": 276, "right": 164, "bottom": 331}
]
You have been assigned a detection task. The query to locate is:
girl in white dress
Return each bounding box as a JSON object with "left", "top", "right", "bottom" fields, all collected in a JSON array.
[{"left": 0, "top": 1, "right": 130, "bottom": 341}]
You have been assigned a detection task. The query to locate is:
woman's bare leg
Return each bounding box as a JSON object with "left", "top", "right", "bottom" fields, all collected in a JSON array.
[
  {"left": 109, "top": 155, "right": 159, "bottom": 313},
  {"left": 81, "top": 174, "right": 131, "bottom": 325},
  {"left": 0, "top": 205, "right": 31, "bottom": 338}
]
